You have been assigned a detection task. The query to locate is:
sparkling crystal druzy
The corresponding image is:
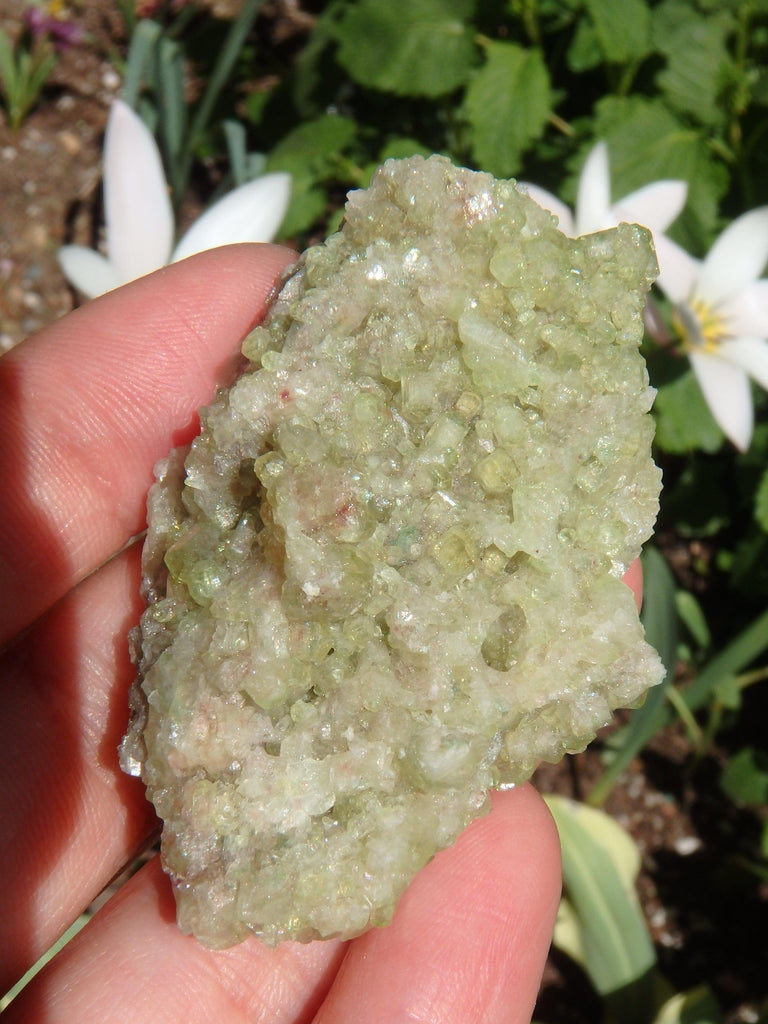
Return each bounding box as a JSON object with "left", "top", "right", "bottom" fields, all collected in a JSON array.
[{"left": 121, "top": 155, "right": 664, "bottom": 948}]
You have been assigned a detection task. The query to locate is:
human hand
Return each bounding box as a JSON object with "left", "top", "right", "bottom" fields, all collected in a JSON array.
[{"left": 1, "top": 244, "right": 567, "bottom": 1022}]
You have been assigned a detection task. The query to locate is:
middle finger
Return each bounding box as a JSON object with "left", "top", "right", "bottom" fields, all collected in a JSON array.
[{"left": 0, "top": 543, "right": 156, "bottom": 993}]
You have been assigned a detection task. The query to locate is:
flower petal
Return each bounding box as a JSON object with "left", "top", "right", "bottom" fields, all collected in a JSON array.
[
  {"left": 57, "top": 245, "right": 122, "bottom": 299},
  {"left": 689, "top": 348, "right": 753, "bottom": 451},
  {"left": 719, "top": 278, "right": 768, "bottom": 338},
  {"left": 697, "top": 206, "right": 768, "bottom": 305},
  {"left": 653, "top": 236, "right": 700, "bottom": 303},
  {"left": 719, "top": 336, "right": 768, "bottom": 391},
  {"left": 516, "top": 183, "right": 575, "bottom": 235},
  {"left": 171, "top": 173, "right": 292, "bottom": 263},
  {"left": 104, "top": 100, "right": 174, "bottom": 283},
  {"left": 613, "top": 179, "right": 688, "bottom": 235},
  {"left": 575, "top": 141, "right": 611, "bottom": 235}
]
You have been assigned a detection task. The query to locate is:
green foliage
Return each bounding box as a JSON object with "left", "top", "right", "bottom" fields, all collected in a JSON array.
[
  {"left": 652, "top": 367, "right": 725, "bottom": 454},
  {"left": 755, "top": 466, "right": 768, "bottom": 531},
  {"left": 331, "top": 0, "right": 477, "bottom": 98},
  {"left": 680, "top": 606, "right": 768, "bottom": 719},
  {"left": 460, "top": 40, "right": 551, "bottom": 176},
  {"left": 652, "top": 986, "right": 722, "bottom": 1024},
  {"left": 651, "top": 1, "right": 734, "bottom": 128},
  {"left": 720, "top": 746, "right": 768, "bottom": 805},
  {"left": 584, "top": 0, "right": 652, "bottom": 65},
  {"left": 546, "top": 796, "right": 656, "bottom": 1010},
  {"left": 674, "top": 590, "right": 711, "bottom": 650},
  {"left": 265, "top": 114, "right": 361, "bottom": 236},
  {"left": 547, "top": 796, "right": 729, "bottom": 1024},
  {"left": 0, "top": 26, "right": 56, "bottom": 131},
  {"left": 590, "top": 96, "right": 728, "bottom": 249},
  {"left": 119, "top": 0, "right": 266, "bottom": 205},
  {"left": 237, "top": 0, "right": 764, "bottom": 260},
  {"left": 589, "top": 547, "right": 678, "bottom": 807}
]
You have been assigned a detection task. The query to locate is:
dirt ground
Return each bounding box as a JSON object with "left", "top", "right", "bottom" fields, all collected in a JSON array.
[
  {"left": 1, "top": 2, "right": 766, "bottom": 1021},
  {"left": 0, "top": 1, "right": 128, "bottom": 350}
]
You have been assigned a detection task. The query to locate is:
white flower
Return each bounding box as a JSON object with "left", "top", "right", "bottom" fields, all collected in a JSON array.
[
  {"left": 655, "top": 208, "right": 768, "bottom": 451},
  {"left": 520, "top": 141, "right": 688, "bottom": 265},
  {"left": 59, "top": 100, "right": 291, "bottom": 299}
]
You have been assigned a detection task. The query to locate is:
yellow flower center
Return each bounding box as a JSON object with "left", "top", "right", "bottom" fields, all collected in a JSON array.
[{"left": 672, "top": 298, "right": 728, "bottom": 354}]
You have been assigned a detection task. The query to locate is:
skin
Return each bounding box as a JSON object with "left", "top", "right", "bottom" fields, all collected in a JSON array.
[{"left": 0, "top": 243, "right": 639, "bottom": 1023}]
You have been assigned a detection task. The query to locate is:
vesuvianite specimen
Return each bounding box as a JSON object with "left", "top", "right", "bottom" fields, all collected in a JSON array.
[{"left": 121, "top": 154, "right": 664, "bottom": 948}]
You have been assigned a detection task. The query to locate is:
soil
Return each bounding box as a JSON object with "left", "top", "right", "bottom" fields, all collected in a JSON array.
[
  {"left": 1, "top": 3, "right": 766, "bottom": 1022},
  {"left": 0, "top": 0, "right": 125, "bottom": 350}
]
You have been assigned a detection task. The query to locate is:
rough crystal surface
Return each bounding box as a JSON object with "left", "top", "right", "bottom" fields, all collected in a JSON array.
[{"left": 121, "top": 154, "right": 664, "bottom": 948}]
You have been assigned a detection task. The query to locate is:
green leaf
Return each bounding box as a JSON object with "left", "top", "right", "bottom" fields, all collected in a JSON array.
[
  {"left": 244, "top": 87, "right": 272, "bottom": 126},
  {"left": 552, "top": 895, "right": 586, "bottom": 968},
  {"left": 545, "top": 796, "right": 657, "bottom": 1004},
  {"left": 461, "top": 41, "right": 551, "bottom": 177},
  {"left": 223, "top": 119, "right": 248, "bottom": 186},
  {"left": 23, "top": 50, "right": 56, "bottom": 118},
  {"left": 122, "top": 19, "right": 162, "bottom": 109},
  {"left": 333, "top": 0, "right": 477, "bottom": 98},
  {"left": 713, "top": 675, "right": 741, "bottom": 711},
  {"left": 652, "top": 985, "right": 721, "bottom": 1024},
  {"left": 589, "top": 547, "right": 676, "bottom": 805},
  {"left": 0, "top": 30, "right": 17, "bottom": 99},
  {"left": 266, "top": 115, "right": 360, "bottom": 237},
  {"left": 584, "top": 0, "right": 652, "bottom": 64},
  {"left": 653, "top": 368, "right": 724, "bottom": 454},
  {"left": 674, "top": 590, "right": 711, "bottom": 650},
  {"left": 755, "top": 466, "right": 768, "bottom": 532},
  {"left": 682, "top": 605, "right": 768, "bottom": 713},
  {"left": 566, "top": 17, "right": 603, "bottom": 73},
  {"left": 552, "top": 803, "right": 644, "bottom": 973},
  {"left": 155, "top": 35, "right": 187, "bottom": 173},
  {"left": 652, "top": 0, "right": 734, "bottom": 127},
  {"left": 591, "top": 96, "right": 728, "bottom": 251},
  {"left": 267, "top": 114, "right": 359, "bottom": 179},
  {"left": 720, "top": 747, "right": 768, "bottom": 806},
  {"left": 178, "top": 0, "right": 264, "bottom": 189}
]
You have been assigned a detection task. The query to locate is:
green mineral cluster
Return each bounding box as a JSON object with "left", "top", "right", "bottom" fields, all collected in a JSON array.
[{"left": 121, "top": 154, "right": 664, "bottom": 948}]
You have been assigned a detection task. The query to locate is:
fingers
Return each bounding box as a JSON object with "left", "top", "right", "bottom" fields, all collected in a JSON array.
[
  {"left": 313, "top": 785, "right": 561, "bottom": 1024},
  {"left": 0, "top": 543, "right": 157, "bottom": 992},
  {"left": 0, "top": 243, "right": 296, "bottom": 648},
  {"left": 4, "top": 787, "right": 559, "bottom": 1024},
  {"left": 624, "top": 557, "right": 643, "bottom": 612},
  {"left": 4, "top": 856, "right": 345, "bottom": 1024}
]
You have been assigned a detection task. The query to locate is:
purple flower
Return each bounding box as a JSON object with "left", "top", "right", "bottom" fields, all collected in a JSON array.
[{"left": 24, "top": 5, "right": 83, "bottom": 50}]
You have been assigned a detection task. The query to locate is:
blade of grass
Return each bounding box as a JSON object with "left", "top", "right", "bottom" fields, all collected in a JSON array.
[
  {"left": 223, "top": 118, "right": 248, "bottom": 186},
  {"left": 175, "top": 0, "right": 264, "bottom": 194},
  {"left": 122, "top": 19, "right": 162, "bottom": 109},
  {"left": 589, "top": 546, "right": 677, "bottom": 805},
  {"left": 0, "top": 30, "right": 18, "bottom": 100},
  {"left": 155, "top": 35, "right": 187, "bottom": 196},
  {"left": 681, "top": 605, "right": 768, "bottom": 713}
]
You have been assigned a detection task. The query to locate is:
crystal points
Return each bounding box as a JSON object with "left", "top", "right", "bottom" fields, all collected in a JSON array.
[{"left": 121, "top": 154, "right": 664, "bottom": 948}]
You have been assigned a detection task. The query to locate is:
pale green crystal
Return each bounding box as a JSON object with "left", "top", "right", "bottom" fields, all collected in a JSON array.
[{"left": 120, "top": 154, "right": 664, "bottom": 948}]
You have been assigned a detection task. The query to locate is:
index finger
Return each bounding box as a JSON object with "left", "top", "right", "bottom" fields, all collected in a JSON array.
[{"left": 0, "top": 243, "right": 295, "bottom": 648}]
